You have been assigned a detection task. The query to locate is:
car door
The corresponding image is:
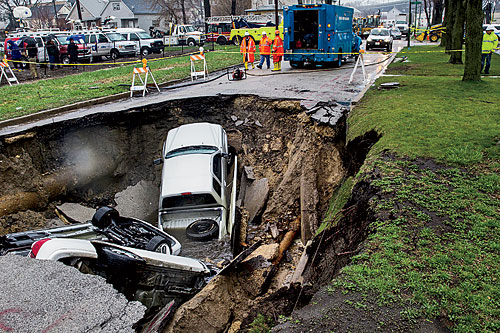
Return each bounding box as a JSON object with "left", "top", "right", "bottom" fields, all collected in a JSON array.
[
  {"left": 35, "top": 37, "right": 46, "bottom": 62},
  {"left": 129, "top": 33, "right": 141, "bottom": 50},
  {"left": 97, "top": 34, "right": 110, "bottom": 56}
]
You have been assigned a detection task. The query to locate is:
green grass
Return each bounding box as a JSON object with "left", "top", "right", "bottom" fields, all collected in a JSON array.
[
  {"left": 326, "top": 45, "right": 500, "bottom": 331},
  {"left": 0, "top": 45, "right": 242, "bottom": 121}
]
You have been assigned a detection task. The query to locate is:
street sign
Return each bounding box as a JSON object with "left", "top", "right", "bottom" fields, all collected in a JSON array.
[{"left": 411, "top": 1, "right": 422, "bottom": 4}]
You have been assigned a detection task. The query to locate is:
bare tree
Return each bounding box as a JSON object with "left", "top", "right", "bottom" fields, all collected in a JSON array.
[
  {"left": 147, "top": 0, "right": 202, "bottom": 25},
  {"left": 0, "top": 0, "right": 40, "bottom": 30},
  {"left": 423, "top": 0, "right": 432, "bottom": 28},
  {"left": 432, "top": 0, "right": 444, "bottom": 24},
  {"left": 211, "top": 0, "right": 251, "bottom": 16},
  {"left": 462, "top": 0, "right": 483, "bottom": 80}
]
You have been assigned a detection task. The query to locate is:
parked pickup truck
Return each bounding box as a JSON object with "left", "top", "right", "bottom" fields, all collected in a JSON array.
[
  {"left": 162, "top": 24, "right": 205, "bottom": 46},
  {"left": 155, "top": 123, "right": 237, "bottom": 242}
]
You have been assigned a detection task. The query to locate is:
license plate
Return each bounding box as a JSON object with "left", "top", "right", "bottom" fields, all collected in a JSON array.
[
  {"left": 375, "top": 42, "right": 380, "bottom": 45},
  {"left": 286, "top": 49, "right": 292, "bottom": 54}
]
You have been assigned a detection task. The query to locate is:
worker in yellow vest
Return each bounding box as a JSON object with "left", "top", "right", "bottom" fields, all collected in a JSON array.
[{"left": 481, "top": 26, "right": 499, "bottom": 75}]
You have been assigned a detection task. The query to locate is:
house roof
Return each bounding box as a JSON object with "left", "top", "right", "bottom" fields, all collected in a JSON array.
[{"left": 122, "top": 0, "right": 161, "bottom": 15}]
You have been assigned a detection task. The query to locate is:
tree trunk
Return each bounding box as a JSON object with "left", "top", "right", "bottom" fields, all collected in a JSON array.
[
  {"left": 423, "top": 0, "right": 432, "bottom": 28},
  {"left": 432, "top": 0, "right": 444, "bottom": 25},
  {"left": 442, "top": 0, "right": 453, "bottom": 49},
  {"left": 181, "top": 0, "right": 187, "bottom": 24},
  {"left": 449, "top": 0, "right": 465, "bottom": 64},
  {"left": 462, "top": 0, "right": 483, "bottom": 81}
]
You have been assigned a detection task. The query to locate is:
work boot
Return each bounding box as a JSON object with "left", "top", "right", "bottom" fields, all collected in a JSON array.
[
  {"left": 244, "top": 62, "right": 248, "bottom": 70},
  {"left": 252, "top": 63, "right": 255, "bottom": 69},
  {"left": 278, "top": 62, "right": 282, "bottom": 71},
  {"left": 272, "top": 63, "right": 278, "bottom": 71}
]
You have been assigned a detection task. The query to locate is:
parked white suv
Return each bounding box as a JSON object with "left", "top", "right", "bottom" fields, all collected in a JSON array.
[
  {"left": 155, "top": 123, "right": 237, "bottom": 241},
  {"left": 111, "top": 28, "right": 164, "bottom": 56},
  {"left": 77, "top": 30, "right": 137, "bottom": 60}
]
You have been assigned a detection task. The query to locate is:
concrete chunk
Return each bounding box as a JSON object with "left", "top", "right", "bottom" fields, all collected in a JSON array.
[
  {"left": 243, "top": 178, "right": 269, "bottom": 224},
  {"left": 114, "top": 180, "right": 159, "bottom": 222},
  {"left": 56, "top": 203, "right": 96, "bottom": 223}
]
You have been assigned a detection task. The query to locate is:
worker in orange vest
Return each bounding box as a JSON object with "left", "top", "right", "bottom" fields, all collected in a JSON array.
[
  {"left": 240, "top": 31, "right": 255, "bottom": 70},
  {"left": 272, "top": 30, "right": 284, "bottom": 71},
  {"left": 257, "top": 31, "right": 271, "bottom": 69}
]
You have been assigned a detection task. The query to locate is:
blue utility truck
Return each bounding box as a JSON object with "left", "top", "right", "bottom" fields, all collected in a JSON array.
[{"left": 283, "top": 4, "right": 354, "bottom": 67}]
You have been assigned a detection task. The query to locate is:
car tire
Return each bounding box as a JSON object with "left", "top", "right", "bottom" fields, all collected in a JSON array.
[
  {"left": 92, "top": 206, "right": 119, "bottom": 229},
  {"left": 186, "top": 219, "right": 219, "bottom": 241},
  {"left": 141, "top": 47, "right": 150, "bottom": 56},
  {"left": 187, "top": 39, "right": 196, "bottom": 47},
  {"left": 217, "top": 36, "right": 227, "bottom": 45},
  {"left": 61, "top": 56, "right": 70, "bottom": 65},
  {"left": 145, "top": 236, "right": 172, "bottom": 255}
]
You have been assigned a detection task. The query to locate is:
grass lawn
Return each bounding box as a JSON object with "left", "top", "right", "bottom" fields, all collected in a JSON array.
[
  {"left": 0, "top": 45, "right": 242, "bottom": 121},
  {"left": 328, "top": 45, "right": 500, "bottom": 332}
]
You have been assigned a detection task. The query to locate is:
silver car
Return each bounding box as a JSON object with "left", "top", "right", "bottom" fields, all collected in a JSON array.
[{"left": 366, "top": 28, "right": 393, "bottom": 52}]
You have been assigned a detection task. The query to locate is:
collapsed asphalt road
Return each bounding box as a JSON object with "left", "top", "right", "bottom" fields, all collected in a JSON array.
[{"left": 0, "top": 255, "right": 145, "bottom": 332}]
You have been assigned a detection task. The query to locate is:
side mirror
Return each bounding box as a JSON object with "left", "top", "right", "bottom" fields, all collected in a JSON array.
[
  {"left": 221, "top": 152, "right": 230, "bottom": 159},
  {"left": 153, "top": 158, "right": 163, "bottom": 165}
]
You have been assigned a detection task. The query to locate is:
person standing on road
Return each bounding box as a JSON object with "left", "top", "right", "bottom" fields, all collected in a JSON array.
[
  {"left": 481, "top": 25, "right": 499, "bottom": 74},
  {"left": 46, "top": 39, "right": 60, "bottom": 70},
  {"left": 257, "top": 31, "right": 271, "bottom": 69},
  {"left": 272, "top": 30, "right": 283, "bottom": 71},
  {"left": 7, "top": 40, "right": 22, "bottom": 69},
  {"left": 240, "top": 31, "right": 255, "bottom": 70},
  {"left": 24, "top": 38, "right": 38, "bottom": 79},
  {"left": 353, "top": 32, "right": 362, "bottom": 59},
  {"left": 68, "top": 38, "right": 79, "bottom": 70}
]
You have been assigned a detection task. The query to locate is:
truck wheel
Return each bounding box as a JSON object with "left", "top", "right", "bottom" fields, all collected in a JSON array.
[
  {"left": 217, "top": 36, "right": 227, "bottom": 45},
  {"left": 232, "top": 36, "right": 241, "bottom": 46},
  {"left": 145, "top": 236, "right": 172, "bottom": 255},
  {"left": 186, "top": 219, "right": 219, "bottom": 241},
  {"left": 290, "top": 61, "right": 304, "bottom": 68},
  {"left": 92, "top": 206, "right": 119, "bottom": 229},
  {"left": 334, "top": 49, "right": 342, "bottom": 68},
  {"left": 61, "top": 56, "right": 70, "bottom": 65},
  {"left": 187, "top": 39, "right": 196, "bottom": 47},
  {"left": 430, "top": 34, "right": 439, "bottom": 42},
  {"left": 141, "top": 47, "right": 150, "bottom": 56}
]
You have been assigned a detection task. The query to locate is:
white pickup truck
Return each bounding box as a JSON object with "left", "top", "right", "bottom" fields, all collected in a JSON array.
[
  {"left": 162, "top": 24, "right": 205, "bottom": 46},
  {"left": 155, "top": 123, "right": 237, "bottom": 241}
]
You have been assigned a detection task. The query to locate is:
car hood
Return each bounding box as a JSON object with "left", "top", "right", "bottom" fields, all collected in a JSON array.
[
  {"left": 161, "top": 154, "right": 213, "bottom": 197},
  {"left": 165, "top": 123, "right": 223, "bottom": 153}
]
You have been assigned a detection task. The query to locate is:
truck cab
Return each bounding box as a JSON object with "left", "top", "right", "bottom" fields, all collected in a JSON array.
[
  {"left": 156, "top": 123, "right": 236, "bottom": 241},
  {"left": 163, "top": 25, "right": 205, "bottom": 46},
  {"left": 283, "top": 4, "right": 353, "bottom": 67}
]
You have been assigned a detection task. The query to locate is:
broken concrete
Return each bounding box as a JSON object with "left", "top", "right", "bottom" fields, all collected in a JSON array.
[
  {"left": 56, "top": 203, "right": 96, "bottom": 223},
  {"left": 114, "top": 180, "right": 159, "bottom": 221},
  {"left": 242, "top": 178, "right": 269, "bottom": 224},
  {"left": 0, "top": 255, "right": 145, "bottom": 332}
]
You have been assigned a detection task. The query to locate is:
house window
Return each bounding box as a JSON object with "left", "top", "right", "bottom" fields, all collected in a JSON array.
[{"left": 113, "top": 3, "right": 120, "bottom": 11}]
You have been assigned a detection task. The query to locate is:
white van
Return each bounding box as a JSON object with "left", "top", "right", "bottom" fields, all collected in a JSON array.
[
  {"left": 74, "top": 30, "right": 137, "bottom": 60},
  {"left": 110, "top": 28, "right": 164, "bottom": 56}
]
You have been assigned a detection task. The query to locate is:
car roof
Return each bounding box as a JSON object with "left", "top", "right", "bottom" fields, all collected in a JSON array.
[
  {"left": 165, "top": 123, "right": 224, "bottom": 153},
  {"left": 160, "top": 154, "right": 214, "bottom": 197}
]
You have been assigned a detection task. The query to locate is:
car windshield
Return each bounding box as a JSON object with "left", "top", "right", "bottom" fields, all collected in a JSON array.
[
  {"left": 165, "top": 145, "right": 218, "bottom": 159},
  {"left": 371, "top": 29, "right": 390, "bottom": 36},
  {"left": 137, "top": 32, "right": 152, "bottom": 39},
  {"left": 56, "top": 36, "right": 69, "bottom": 45},
  {"left": 184, "top": 26, "right": 195, "bottom": 33},
  {"left": 391, "top": 29, "right": 400, "bottom": 34},
  {"left": 106, "top": 33, "right": 125, "bottom": 41}
]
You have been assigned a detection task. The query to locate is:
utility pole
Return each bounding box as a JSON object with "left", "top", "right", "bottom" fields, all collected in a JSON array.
[
  {"left": 275, "top": 0, "right": 279, "bottom": 28},
  {"left": 75, "top": 0, "right": 83, "bottom": 21},
  {"left": 52, "top": 0, "right": 58, "bottom": 28}
]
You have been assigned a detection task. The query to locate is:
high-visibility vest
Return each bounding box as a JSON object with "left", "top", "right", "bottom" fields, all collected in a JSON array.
[
  {"left": 240, "top": 37, "right": 256, "bottom": 62},
  {"left": 272, "top": 36, "right": 284, "bottom": 56},
  {"left": 482, "top": 32, "right": 499, "bottom": 54},
  {"left": 259, "top": 36, "right": 271, "bottom": 55}
]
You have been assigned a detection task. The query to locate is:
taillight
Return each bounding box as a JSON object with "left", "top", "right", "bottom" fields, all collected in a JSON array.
[
  {"left": 29, "top": 238, "right": 51, "bottom": 258},
  {"left": 181, "top": 192, "right": 192, "bottom": 196}
]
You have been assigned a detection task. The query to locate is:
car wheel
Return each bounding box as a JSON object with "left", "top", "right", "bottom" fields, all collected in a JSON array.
[
  {"left": 110, "top": 49, "right": 119, "bottom": 60},
  {"left": 92, "top": 206, "right": 119, "bottom": 229},
  {"left": 61, "top": 56, "right": 70, "bottom": 65},
  {"left": 187, "top": 39, "right": 196, "bottom": 47},
  {"left": 217, "top": 36, "right": 227, "bottom": 45},
  {"left": 141, "top": 47, "right": 150, "bottom": 56},
  {"left": 186, "top": 219, "right": 219, "bottom": 241},
  {"left": 145, "top": 236, "right": 172, "bottom": 255}
]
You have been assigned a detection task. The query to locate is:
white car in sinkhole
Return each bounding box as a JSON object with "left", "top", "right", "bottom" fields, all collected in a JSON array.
[{"left": 155, "top": 123, "right": 238, "bottom": 242}]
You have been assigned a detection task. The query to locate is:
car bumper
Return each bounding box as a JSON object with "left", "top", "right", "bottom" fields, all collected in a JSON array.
[{"left": 367, "top": 41, "right": 390, "bottom": 49}]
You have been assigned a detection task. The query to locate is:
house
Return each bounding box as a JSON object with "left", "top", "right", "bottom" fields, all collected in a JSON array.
[
  {"left": 26, "top": 1, "right": 72, "bottom": 30},
  {"left": 66, "top": 0, "right": 164, "bottom": 30}
]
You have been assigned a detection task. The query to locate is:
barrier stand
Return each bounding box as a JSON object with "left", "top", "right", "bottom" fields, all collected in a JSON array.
[
  {"left": 348, "top": 50, "right": 367, "bottom": 85},
  {"left": 190, "top": 47, "right": 208, "bottom": 81},
  {"left": 130, "top": 59, "right": 160, "bottom": 97},
  {"left": 0, "top": 58, "right": 19, "bottom": 86}
]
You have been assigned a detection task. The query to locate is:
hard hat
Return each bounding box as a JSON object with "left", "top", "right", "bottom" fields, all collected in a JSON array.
[
  {"left": 275, "top": 30, "right": 279, "bottom": 35},
  {"left": 262, "top": 31, "right": 267, "bottom": 35},
  {"left": 486, "top": 25, "right": 494, "bottom": 31},
  {"left": 244, "top": 31, "right": 250, "bottom": 36}
]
